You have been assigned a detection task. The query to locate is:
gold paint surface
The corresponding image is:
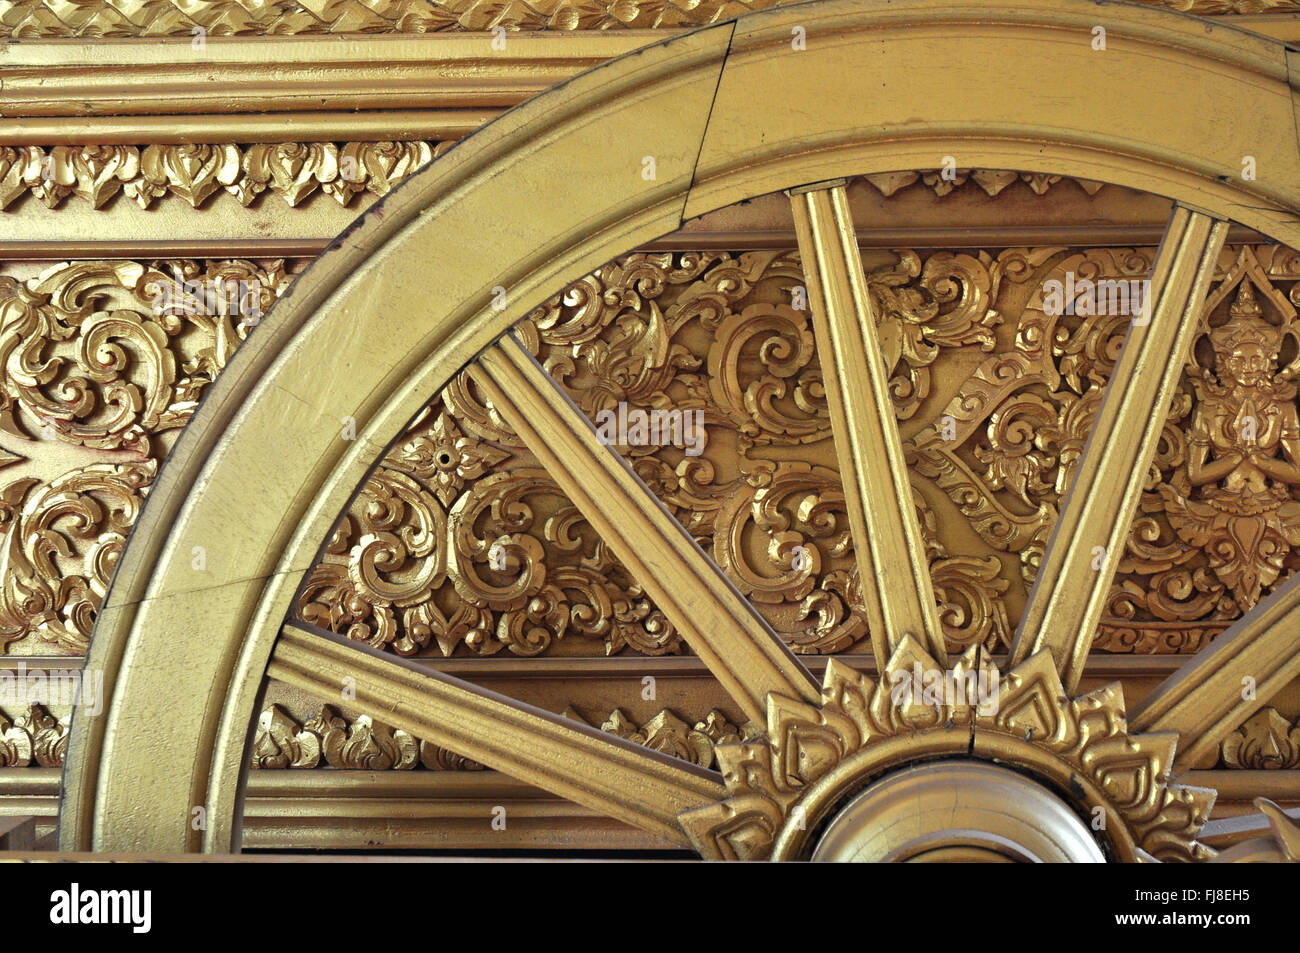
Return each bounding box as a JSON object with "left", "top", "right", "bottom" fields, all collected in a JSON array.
[
  {"left": 8, "top": 0, "right": 1300, "bottom": 859},
  {"left": 475, "top": 334, "right": 818, "bottom": 722},
  {"left": 0, "top": 142, "right": 446, "bottom": 211},
  {"left": 1012, "top": 210, "right": 1229, "bottom": 689},
  {"left": 59, "top": 18, "right": 734, "bottom": 852},
  {"left": 793, "top": 183, "right": 947, "bottom": 664},
  {"left": 270, "top": 623, "right": 724, "bottom": 845}
]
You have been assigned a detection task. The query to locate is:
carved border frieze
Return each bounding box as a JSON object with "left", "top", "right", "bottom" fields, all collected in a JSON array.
[
  {"left": 0, "top": 0, "right": 1291, "bottom": 39},
  {"left": 0, "top": 142, "right": 444, "bottom": 211},
  {"left": 252, "top": 700, "right": 746, "bottom": 770}
]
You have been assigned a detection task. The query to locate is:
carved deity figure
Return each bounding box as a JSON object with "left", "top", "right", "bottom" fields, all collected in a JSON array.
[{"left": 1162, "top": 281, "right": 1300, "bottom": 611}]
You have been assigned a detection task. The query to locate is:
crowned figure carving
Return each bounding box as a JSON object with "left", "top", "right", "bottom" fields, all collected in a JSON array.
[{"left": 1161, "top": 280, "right": 1300, "bottom": 611}]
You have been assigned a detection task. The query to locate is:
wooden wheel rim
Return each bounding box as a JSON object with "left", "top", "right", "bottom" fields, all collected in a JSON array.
[{"left": 60, "top": 0, "right": 1300, "bottom": 853}]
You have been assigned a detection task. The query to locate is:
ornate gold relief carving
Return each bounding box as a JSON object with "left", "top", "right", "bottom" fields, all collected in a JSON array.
[
  {"left": 2, "top": 243, "right": 1293, "bottom": 663},
  {"left": 0, "top": 0, "right": 785, "bottom": 36},
  {"left": 1134, "top": 0, "right": 1300, "bottom": 12},
  {"left": 0, "top": 703, "right": 67, "bottom": 766},
  {"left": 0, "top": 0, "right": 1285, "bottom": 38},
  {"left": 298, "top": 248, "right": 1016, "bottom": 657},
  {"left": 252, "top": 704, "right": 421, "bottom": 769},
  {"left": 678, "top": 641, "right": 1215, "bottom": 861},
  {"left": 252, "top": 700, "right": 744, "bottom": 770},
  {"left": 298, "top": 243, "right": 1300, "bottom": 660},
  {"left": 1161, "top": 258, "right": 1300, "bottom": 613},
  {"left": 574, "top": 705, "right": 746, "bottom": 768},
  {"left": 0, "top": 258, "right": 299, "bottom": 654},
  {"left": 1106, "top": 247, "right": 1300, "bottom": 645},
  {"left": 0, "top": 156, "right": 1117, "bottom": 213},
  {"left": 526, "top": 247, "right": 1012, "bottom": 657},
  {"left": 0, "top": 142, "right": 443, "bottom": 211},
  {"left": 913, "top": 244, "right": 1300, "bottom": 653},
  {"left": 294, "top": 413, "right": 685, "bottom": 657},
  {"left": 1221, "top": 707, "right": 1300, "bottom": 769},
  {"left": 857, "top": 170, "right": 1104, "bottom": 200}
]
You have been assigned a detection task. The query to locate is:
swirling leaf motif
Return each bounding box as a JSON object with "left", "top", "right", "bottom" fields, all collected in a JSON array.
[
  {"left": 0, "top": 259, "right": 294, "bottom": 653},
  {"left": 711, "top": 462, "right": 864, "bottom": 653},
  {"left": 298, "top": 467, "right": 448, "bottom": 656},
  {"left": 446, "top": 467, "right": 675, "bottom": 655},
  {"left": 0, "top": 263, "right": 176, "bottom": 453},
  {"left": 298, "top": 248, "right": 1023, "bottom": 657},
  {"left": 867, "top": 250, "right": 1000, "bottom": 421},
  {"left": 0, "top": 462, "right": 154, "bottom": 653},
  {"left": 707, "top": 302, "right": 826, "bottom": 445}
]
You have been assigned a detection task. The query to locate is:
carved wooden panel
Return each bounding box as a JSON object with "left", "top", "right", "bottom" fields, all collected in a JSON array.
[
  {"left": 293, "top": 243, "right": 1300, "bottom": 662},
  {"left": 0, "top": 258, "right": 305, "bottom": 655}
]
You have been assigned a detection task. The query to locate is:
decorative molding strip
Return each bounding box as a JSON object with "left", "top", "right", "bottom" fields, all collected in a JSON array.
[
  {"left": 252, "top": 702, "right": 745, "bottom": 770},
  {"left": 1, "top": 766, "right": 1295, "bottom": 854},
  {"left": 858, "top": 170, "right": 1105, "bottom": 200},
  {"left": 0, "top": 770, "right": 675, "bottom": 852},
  {"left": 374, "top": 652, "right": 1193, "bottom": 677},
  {"left": 0, "top": 111, "right": 493, "bottom": 148},
  {"left": 0, "top": 0, "right": 781, "bottom": 37},
  {"left": 0, "top": 0, "right": 1292, "bottom": 39},
  {"left": 0, "top": 154, "right": 1116, "bottom": 214},
  {"left": 571, "top": 705, "right": 747, "bottom": 768},
  {"left": 0, "top": 34, "right": 655, "bottom": 121},
  {"left": 0, "top": 142, "right": 444, "bottom": 211},
  {"left": 242, "top": 772, "right": 679, "bottom": 852}
]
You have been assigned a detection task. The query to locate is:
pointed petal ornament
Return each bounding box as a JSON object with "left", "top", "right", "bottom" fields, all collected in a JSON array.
[{"left": 680, "top": 649, "right": 1217, "bottom": 862}]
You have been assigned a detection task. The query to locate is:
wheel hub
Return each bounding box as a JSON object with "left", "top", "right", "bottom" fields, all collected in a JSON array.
[{"left": 812, "top": 760, "right": 1106, "bottom": 863}]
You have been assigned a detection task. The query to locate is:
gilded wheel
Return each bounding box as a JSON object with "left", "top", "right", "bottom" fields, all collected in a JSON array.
[{"left": 60, "top": 0, "right": 1300, "bottom": 860}]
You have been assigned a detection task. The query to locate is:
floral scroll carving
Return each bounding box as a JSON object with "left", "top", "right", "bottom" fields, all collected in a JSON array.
[
  {"left": 0, "top": 258, "right": 299, "bottom": 654},
  {"left": 7, "top": 243, "right": 1300, "bottom": 663},
  {"left": 912, "top": 244, "right": 1300, "bottom": 653},
  {"left": 299, "top": 248, "right": 1016, "bottom": 657},
  {"left": 303, "top": 243, "right": 1300, "bottom": 660}
]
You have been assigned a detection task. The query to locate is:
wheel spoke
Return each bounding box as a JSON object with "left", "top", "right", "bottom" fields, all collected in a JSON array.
[
  {"left": 473, "top": 334, "right": 819, "bottom": 723},
  {"left": 1130, "top": 572, "right": 1300, "bottom": 774},
  {"left": 791, "top": 180, "right": 947, "bottom": 665},
  {"left": 270, "top": 622, "right": 724, "bottom": 846},
  {"left": 1009, "top": 205, "right": 1228, "bottom": 691}
]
